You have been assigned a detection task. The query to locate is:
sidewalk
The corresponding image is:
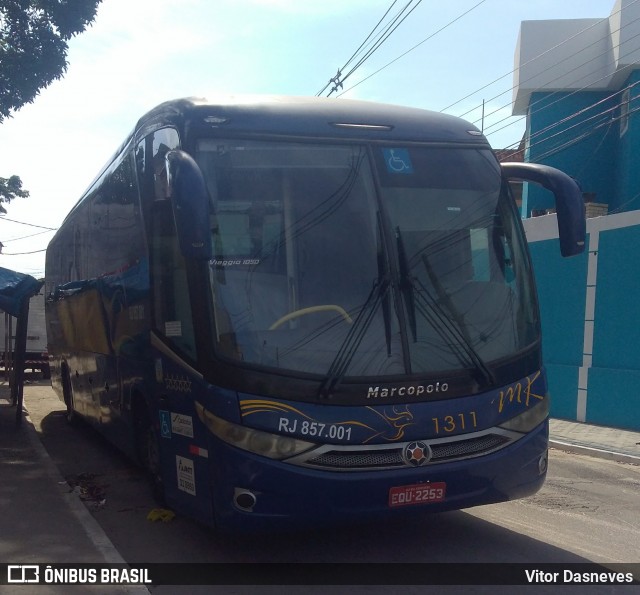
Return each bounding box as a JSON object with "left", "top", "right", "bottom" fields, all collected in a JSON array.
[
  {"left": 549, "top": 418, "right": 640, "bottom": 463},
  {"left": 1, "top": 382, "right": 639, "bottom": 590},
  {"left": 0, "top": 387, "right": 148, "bottom": 594}
]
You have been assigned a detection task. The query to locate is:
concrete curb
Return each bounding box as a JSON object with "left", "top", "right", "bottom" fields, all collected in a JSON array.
[
  {"left": 22, "top": 409, "right": 150, "bottom": 595},
  {"left": 549, "top": 438, "right": 640, "bottom": 465}
]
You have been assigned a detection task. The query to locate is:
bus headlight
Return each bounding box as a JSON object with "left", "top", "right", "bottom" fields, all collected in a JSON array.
[
  {"left": 195, "top": 402, "right": 315, "bottom": 459},
  {"left": 498, "top": 395, "right": 550, "bottom": 433}
]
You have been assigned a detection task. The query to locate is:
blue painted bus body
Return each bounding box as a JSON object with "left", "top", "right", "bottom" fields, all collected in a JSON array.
[
  {"left": 45, "top": 97, "right": 583, "bottom": 531},
  {"left": 153, "top": 351, "right": 548, "bottom": 530}
]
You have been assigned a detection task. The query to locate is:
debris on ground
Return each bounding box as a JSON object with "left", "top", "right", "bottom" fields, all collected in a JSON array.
[
  {"left": 146, "top": 508, "right": 175, "bottom": 522},
  {"left": 66, "top": 472, "right": 107, "bottom": 509}
]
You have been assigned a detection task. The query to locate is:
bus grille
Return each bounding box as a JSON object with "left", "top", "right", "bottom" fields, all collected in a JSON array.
[
  {"left": 432, "top": 434, "right": 509, "bottom": 460},
  {"left": 292, "top": 431, "right": 516, "bottom": 471},
  {"left": 309, "top": 449, "right": 405, "bottom": 469}
]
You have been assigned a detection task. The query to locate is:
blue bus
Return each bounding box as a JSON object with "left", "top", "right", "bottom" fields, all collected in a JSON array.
[{"left": 45, "top": 96, "right": 585, "bottom": 530}]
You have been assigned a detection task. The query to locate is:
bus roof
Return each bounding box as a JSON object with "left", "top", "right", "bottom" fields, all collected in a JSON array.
[
  {"left": 58, "top": 96, "right": 491, "bottom": 229},
  {"left": 134, "top": 95, "right": 490, "bottom": 146}
]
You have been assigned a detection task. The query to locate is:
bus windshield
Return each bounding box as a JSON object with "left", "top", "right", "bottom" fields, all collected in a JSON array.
[{"left": 195, "top": 139, "right": 537, "bottom": 381}]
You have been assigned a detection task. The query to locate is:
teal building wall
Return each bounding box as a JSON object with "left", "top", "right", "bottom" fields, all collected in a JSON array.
[
  {"left": 524, "top": 213, "right": 640, "bottom": 431},
  {"left": 522, "top": 91, "right": 618, "bottom": 217}
]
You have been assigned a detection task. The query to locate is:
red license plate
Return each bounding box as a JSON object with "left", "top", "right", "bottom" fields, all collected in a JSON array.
[{"left": 388, "top": 482, "right": 446, "bottom": 508}]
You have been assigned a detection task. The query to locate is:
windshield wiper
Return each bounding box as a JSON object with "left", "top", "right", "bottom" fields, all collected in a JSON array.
[
  {"left": 317, "top": 216, "right": 392, "bottom": 399},
  {"left": 396, "top": 228, "right": 495, "bottom": 388},
  {"left": 316, "top": 276, "right": 390, "bottom": 399}
]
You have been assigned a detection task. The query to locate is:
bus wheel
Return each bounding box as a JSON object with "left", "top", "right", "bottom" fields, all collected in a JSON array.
[
  {"left": 135, "top": 401, "right": 165, "bottom": 504},
  {"left": 61, "top": 365, "right": 77, "bottom": 426}
]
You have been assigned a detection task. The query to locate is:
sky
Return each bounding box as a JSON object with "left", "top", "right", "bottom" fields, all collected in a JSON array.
[{"left": 0, "top": 0, "right": 618, "bottom": 278}]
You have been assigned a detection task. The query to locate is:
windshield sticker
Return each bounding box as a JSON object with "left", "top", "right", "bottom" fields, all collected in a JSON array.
[
  {"left": 164, "top": 321, "right": 182, "bottom": 337},
  {"left": 382, "top": 148, "right": 413, "bottom": 174},
  {"left": 210, "top": 259, "right": 261, "bottom": 267}
]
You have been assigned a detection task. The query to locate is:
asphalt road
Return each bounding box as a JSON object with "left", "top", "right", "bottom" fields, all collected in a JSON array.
[{"left": 22, "top": 379, "right": 640, "bottom": 594}]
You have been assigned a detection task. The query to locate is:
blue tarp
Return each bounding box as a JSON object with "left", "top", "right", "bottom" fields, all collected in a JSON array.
[
  {"left": 0, "top": 267, "right": 42, "bottom": 317},
  {"left": 0, "top": 267, "right": 43, "bottom": 424}
]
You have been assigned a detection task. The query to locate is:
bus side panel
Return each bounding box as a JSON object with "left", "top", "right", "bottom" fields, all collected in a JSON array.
[
  {"left": 152, "top": 359, "right": 215, "bottom": 526},
  {"left": 45, "top": 148, "right": 152, "bottom": 454}
]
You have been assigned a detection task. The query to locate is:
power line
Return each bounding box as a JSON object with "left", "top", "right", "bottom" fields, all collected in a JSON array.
[
  {"left": 498, "top": 80, "right": 640, "bottom": 161},
  {"left": 527, "top": 107, "right": 614, "bottom": 163},
  {"left": 0, "top": 228, "right": 56, "bottom": 243},
  {"left": 316, "top": 0, "right": 402, "bottom": 96},
  {"left": 1, "top": 247, "right": 47, "bottom": 255},
  {"left": 330, "top": 0, "right": 424, "bottom": 96},
  {"left": 0, "top": 216, "right": 57, "bottom": 231},
  {"left": 532, "top": 102, "right": 640, "bottom": 163},
  {"left": 441, "top": 0, "right": 640, "bottom": 115},
  {"left": 487, "top": 52, "right": 640, "bottom": 152},
  {"left": 497, "top": 80, "right": 636, "bottom": 158},
  {"left": 481, "top": 26, "right": 640, "bottom": 155},
  {"left": 336, "top": 0, "right": 487, "bottom": 97},
  {"left": 320, "top": 0, "right": 424, "bottom": 97},
  {"left": 459, "top": 10, "right": 640, "bottom": 150},
  {"left": 498, "top": 89, "right": 639, "bottom": 165},
  {"left": 340, "top": 0, "right": 402, "bottom": 73},
  {"left": 479, "top": 24, "right": 640, "bottom": 137}
]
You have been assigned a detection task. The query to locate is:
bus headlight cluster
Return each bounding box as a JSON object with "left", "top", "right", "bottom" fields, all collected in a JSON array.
[
  {"left": 195, "top": 402, "right": 315, "bottom": 459},
  {"left": 498, "top": 395, "right": 550, "bottom": 433}
]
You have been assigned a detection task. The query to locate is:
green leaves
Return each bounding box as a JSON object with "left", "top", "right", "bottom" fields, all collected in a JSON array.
[
  {"left": 0, "top": 0, "right": 102, "bottom": 121},
  {"left": 0, "top": 175, "right": 29, "bottom": 212}
]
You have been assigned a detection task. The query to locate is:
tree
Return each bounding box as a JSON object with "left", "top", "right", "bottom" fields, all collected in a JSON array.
[
  {"left": 0, "top": 1, "right": 101, "bottom": 213},
  {"left": 0, "top": 175, "right": 29, "bottom": 214},
  {"left": 0, "top": 0, "right": 103, "bottom": 122}
]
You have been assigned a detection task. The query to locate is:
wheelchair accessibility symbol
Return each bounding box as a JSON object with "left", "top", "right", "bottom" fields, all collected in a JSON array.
[
  {"left": 383, "top": 148, "right": 413, "bottom": 174},
  {"left": 159, "top": 410, "right": 172, "bottom": 439}
]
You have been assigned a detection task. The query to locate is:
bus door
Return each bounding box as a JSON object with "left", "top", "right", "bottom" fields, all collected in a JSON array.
[{"left": 137, "top": 128, "right": 214, "bottom": 523}]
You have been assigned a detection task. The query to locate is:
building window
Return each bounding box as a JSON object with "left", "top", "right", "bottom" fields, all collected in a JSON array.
[{"left": 620, "top": 87, "right": 630, "bottom": 137}]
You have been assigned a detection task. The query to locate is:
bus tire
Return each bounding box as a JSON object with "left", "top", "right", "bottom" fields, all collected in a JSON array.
[
  {"left": 61, "top": 364, "right": 78, "bottom": 426},
  {"left": 134, "top": 398, "right": 165, "bottom": 505}
]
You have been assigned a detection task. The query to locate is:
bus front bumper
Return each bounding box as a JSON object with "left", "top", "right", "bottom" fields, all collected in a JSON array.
[{"left": 207, "top": 421, "right": 548, "bottom": 532}]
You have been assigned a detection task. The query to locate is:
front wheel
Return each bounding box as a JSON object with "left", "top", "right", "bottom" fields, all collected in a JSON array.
[{"left": 135, "top": 401, "right": 165, "bottom": 504}]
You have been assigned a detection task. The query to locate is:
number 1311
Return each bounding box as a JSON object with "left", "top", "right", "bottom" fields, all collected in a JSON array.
[{"left": 432, "top": 411, "right": 477, "bottom": 434}]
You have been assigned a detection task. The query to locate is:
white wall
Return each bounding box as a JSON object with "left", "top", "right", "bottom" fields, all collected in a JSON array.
[{"left": 512, "top": 0, "right": 640, "bottom": 115}]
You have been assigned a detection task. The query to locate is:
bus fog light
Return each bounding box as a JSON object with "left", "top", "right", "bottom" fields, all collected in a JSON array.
[{"left": 234, "top": 488, "right": 257, "bottom": 512}]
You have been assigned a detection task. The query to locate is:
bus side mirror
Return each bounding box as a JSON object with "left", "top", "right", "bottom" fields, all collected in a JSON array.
[
  {"left": 501, "top": 162, "right": 586, "bottom": 257},
  {"left": 166, "top": 150, "right": 212, "bottom": 260}
]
